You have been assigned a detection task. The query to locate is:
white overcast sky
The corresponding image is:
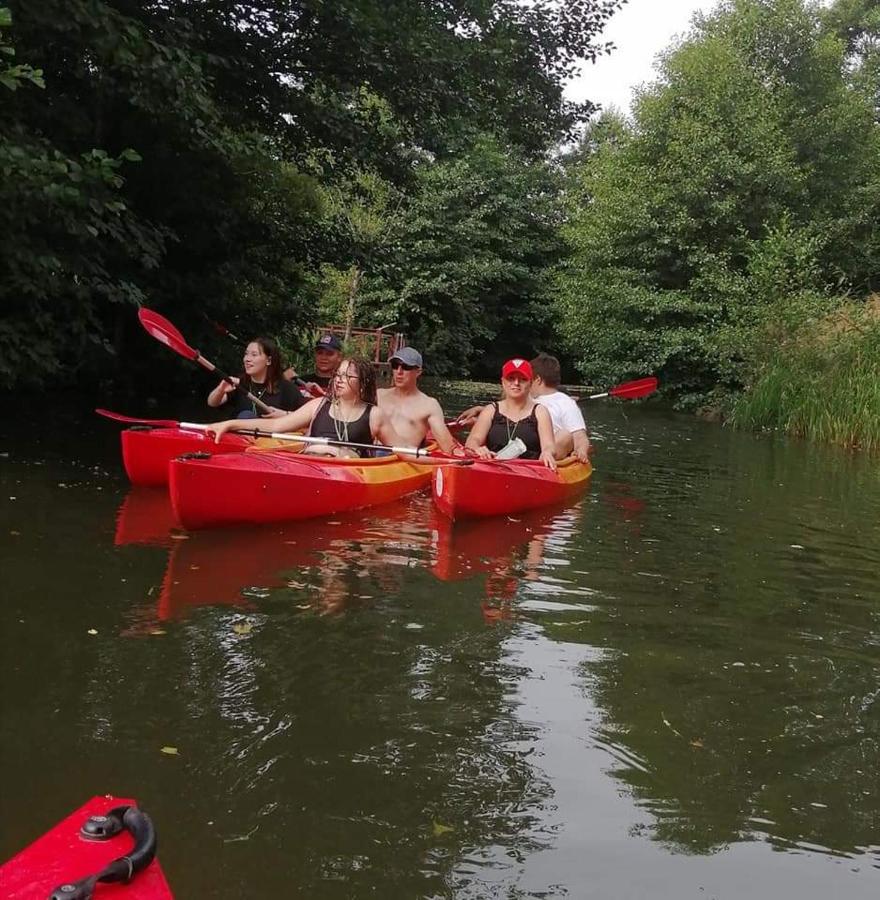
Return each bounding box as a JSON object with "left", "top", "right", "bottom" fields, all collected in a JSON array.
[{"left": 565, "top": 0, "right": 719, "bottom": 113}]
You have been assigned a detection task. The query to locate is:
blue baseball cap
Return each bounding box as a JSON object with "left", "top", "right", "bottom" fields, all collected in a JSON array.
[{"left": 315, "top": 333, "right": 343, "bottom": 351}]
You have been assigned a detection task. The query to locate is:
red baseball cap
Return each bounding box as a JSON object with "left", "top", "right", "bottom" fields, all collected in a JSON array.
[{"left": 501, "top": 358, "right": 533, "bottom": 380}]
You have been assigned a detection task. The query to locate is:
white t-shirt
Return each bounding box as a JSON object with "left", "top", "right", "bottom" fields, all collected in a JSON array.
[{"left": 534, "top": 391, "right": 586, "bottom": 435}]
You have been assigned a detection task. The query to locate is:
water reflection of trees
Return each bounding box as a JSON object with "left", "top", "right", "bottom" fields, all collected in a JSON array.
[{"left": 545, "top": 415, "right": 880, "bottom": 857}]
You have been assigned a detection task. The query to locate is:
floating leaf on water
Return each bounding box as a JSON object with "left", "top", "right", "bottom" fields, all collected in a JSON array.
[
  {"left": 149, "top": 629, "right": 166, "bottom": 636},
  {"left": 790, "top": 544, "right": 805, "bottom": 550},
  {"left": 405, "top": 623, "right": 424, "bottom": 630},
  {"left": 232, "top": 622, "right": 253, "bottom": 635},
  {"left": 432, "top": 821, "right": 454, "bottom": 837},
  {"left": 160, "top": 746, "right": 179, "bottom": 755},
  {"left": 689, "top": 738, "right": 704, "bottom": 749},
  {"left": 87, "top": 628, "right": 98, "bottom": 635}
]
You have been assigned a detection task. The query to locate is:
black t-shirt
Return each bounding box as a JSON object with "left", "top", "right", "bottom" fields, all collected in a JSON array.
[
  {"left": 230, "top": 378, "right": 306, "bottom": 417},
  {"left": 301, "top": 372, "right": 333, "bottom": 389}
]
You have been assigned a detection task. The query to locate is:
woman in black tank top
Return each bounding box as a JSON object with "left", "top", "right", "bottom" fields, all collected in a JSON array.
[
  {"left": 465, "top": 358, "right": 557, "bottom": 470},
  {"left": 209, "top": 356, "right": 408, "bottom": 458}
]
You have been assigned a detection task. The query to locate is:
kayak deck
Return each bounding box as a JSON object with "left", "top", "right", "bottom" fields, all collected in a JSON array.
[
  {"left": 0, "top": 796, "right": 173, "bottom": 899},
  {"left": 432, "top": 456, "right": 592, "bottom": 519}
]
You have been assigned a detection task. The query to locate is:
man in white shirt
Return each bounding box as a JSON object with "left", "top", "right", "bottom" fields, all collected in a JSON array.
[{"left": 530, "top": 353, "right": 591, "bottom": 462}]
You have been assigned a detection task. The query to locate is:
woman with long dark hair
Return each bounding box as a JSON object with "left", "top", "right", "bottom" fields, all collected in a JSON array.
[
  {"left": 207, "top": 337, "right": 305, "bottom": 419},
  {"left": 211, "top": 357, "right": 401, "bottom": 457}
]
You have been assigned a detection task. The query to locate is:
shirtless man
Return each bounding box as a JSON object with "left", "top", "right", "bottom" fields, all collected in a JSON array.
[
  {"left": 455, "top": 353, "right": 590, "bottom": 462},
  {"left": 377, "top": 347, "right": 459, "bottom": 454}
]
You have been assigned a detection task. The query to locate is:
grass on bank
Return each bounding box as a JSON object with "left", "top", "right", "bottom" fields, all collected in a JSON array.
[{"left": 731, "top": 300, "right": 880, "bottom": 452}]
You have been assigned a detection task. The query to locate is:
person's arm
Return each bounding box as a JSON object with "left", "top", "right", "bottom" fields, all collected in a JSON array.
[
  {"left": 571, "top": 429, "right": 590, "bottom": 463},
  {"left": 455, "top": 404, "right": 486, "bottom": 426},
  {"left": 464, "top": 405, "right": 496, "bottom": 460},
  {"left": 425, "top": 399, "right": 460, "bottom": 454},
  {"left": 212, "top": 398, "right": 321, "bottom": 442},
  {"left": 207, "top": 377, "right": 238, "bottom": 408},
  {"left": 535, "top": 405, "right": 557, "bottom": 471}
]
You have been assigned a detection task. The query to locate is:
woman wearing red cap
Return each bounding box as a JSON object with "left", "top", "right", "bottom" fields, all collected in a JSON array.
[{"left": 464, "top": 359, "right": 557, "bottom": 470}]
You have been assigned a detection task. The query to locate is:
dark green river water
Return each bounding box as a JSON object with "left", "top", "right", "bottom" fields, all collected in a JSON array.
[{"left": 1, "top": 394, "right": 878, "bottom": 898}]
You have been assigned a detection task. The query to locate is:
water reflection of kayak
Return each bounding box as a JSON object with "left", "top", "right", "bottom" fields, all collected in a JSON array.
[
  {"left": 155, "top": 503, "right": 430, "bottom": 619},
  {"left": 430, "top": 503, "right": 569, "bottom": 582},
  {"left": 114, "top": 488, "right": 179, "bottom": 547},
  {"left": 0, "top": 796, "right": 172, "bottom": 899}
]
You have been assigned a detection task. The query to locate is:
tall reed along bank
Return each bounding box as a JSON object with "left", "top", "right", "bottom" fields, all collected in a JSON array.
[{"left": 731, "top": 297, "right": 880, "bottom": 453}]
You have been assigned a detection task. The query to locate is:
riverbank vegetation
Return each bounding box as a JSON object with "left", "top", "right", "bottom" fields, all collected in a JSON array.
[{"left": 2, "top": 1, "right": 878, "bottom": 449}]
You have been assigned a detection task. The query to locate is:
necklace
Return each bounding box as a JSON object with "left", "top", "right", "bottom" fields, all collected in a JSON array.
[
  {"left": 250, "top": 380, "right": 269, "bottom": 414},
  {"left": 332, "top": 399, "right": 351, "bottom": 444},
  {"left": 505, "top": 414, "right": 519, "bottom": 445}
]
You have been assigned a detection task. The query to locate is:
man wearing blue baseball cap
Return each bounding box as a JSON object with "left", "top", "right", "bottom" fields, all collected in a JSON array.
[
  {"left": 285, "top": 332, "right": 343, "bottom": 392},
  {"left": 377, "top": 347, "right": 459, "bottom": 453}
]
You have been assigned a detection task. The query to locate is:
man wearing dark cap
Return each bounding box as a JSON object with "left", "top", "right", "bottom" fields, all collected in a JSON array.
[
  {"left": 377, "top": 347, "right": 459, "bottom": 453},
  {"left": 284, "top": 333, "right": 343, "bottom": 392}
]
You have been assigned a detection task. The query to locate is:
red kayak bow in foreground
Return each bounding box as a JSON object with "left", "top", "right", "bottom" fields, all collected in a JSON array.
[{"left": 0, "top": 796, "right": 173, "bottom": 899}]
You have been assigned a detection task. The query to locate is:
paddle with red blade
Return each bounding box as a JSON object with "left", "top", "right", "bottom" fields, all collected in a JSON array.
[
  {"left": 451, "top": 377, "right": 659, "bottom": 427},
  {"left": 138, "top": 309, "right": 274, "bottom": 415},
  {"left": 95, "top": 409, "right": 471, "bottom": 462},
  {"left": 583, "top": 376, "right": 658, "bottom": 401}
]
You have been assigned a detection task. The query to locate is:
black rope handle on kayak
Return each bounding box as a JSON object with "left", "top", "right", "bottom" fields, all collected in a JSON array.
[{"left": 47, "top": 805, "right": 157, "bottom": 900}]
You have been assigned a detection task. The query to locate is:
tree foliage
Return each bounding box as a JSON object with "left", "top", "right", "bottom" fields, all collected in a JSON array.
[
  {"left": 358, "top": 137, "right": 566, "bottom": 376},
  {"left": 1, "top": 0, "right": 625, "bottom": 390},
  {"left": 556, "top": 0, "right": 880, "bottom": 406}
]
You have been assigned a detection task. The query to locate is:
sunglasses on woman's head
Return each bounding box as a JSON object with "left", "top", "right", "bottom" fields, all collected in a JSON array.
[{"left": 391, "top": 361, "right": 418, "bottom": 371}]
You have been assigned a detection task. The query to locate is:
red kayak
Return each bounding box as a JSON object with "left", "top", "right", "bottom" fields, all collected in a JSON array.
[
  {"left": 432, "top": 457, "right": 592, "bottom": 520},
  {"left": 169, "top": 445, "right": 433, "bottom": 529},
  {"left": 121, "top": 426, "right": 250, "bottom": 487},
  {"left": 0, "top": 796, "right": 172, "bottom": 899}
]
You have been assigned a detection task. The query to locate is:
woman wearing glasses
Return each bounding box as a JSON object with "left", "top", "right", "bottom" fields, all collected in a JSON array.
[{"left": 211, "top": 357, "right": 402, "bottom": 457}]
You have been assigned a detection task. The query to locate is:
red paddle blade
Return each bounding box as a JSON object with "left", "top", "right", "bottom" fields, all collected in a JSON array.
[
  {"left": 96, "top": 408, "right": 180, "bottom": 428},
  {"left": 138, "top": 308, "right": 198, "bottom": 361},
  {"left": 608, "top": 376, "right": 658, "bottom": 400}
]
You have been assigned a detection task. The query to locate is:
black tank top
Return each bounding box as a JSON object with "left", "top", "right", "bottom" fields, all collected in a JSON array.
[
  {"left": 485, "top": 401, "right": 541, "bottom": 460},
  {"left": 310, "top": 400, "right": 374, "bottom": 456}
]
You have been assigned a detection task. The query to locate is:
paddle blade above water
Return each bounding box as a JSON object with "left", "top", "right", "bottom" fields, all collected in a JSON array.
[
  {"left": 607, "top": 377, "right": 658, "bottom": 400},
  {"left": 138, "top": 308, "right": 198, "bottom": 361}
]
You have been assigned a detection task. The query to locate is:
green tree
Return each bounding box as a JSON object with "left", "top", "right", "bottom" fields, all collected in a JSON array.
[
  {"left": 361, "top": 137, "right": 566, "bottom": 375},
  {"left": 556, "top": 0, "right": 880, "bottom": 406},
  {"left": 2, "top": 0, "right": 627, "bottom": 391}
]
